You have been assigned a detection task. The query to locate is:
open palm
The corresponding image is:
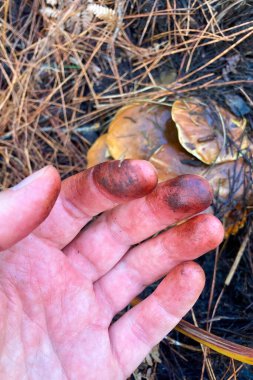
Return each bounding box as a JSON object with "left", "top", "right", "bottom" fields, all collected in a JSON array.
[{"left": 0, "top": 160, "right": 223, "bottom": 379}]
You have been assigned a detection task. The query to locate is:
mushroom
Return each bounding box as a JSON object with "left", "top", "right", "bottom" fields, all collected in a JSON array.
[
  {"left": 86, "top": 134, "right": 111, "bottom": 168},
  {"left": 149, "top": 143, "right": 205, "bottom": 182},
  {"left": 172, "top": 98, "right": 248, "bottom": 165},
  {"left": 106, "top": 103, "right": 173, "bottom": 160},
  {"left": 86, "top": 99, "right": 251, "bottom": 236}
]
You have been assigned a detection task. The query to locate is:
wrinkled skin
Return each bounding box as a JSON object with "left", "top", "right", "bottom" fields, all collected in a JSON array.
[{"left": 0, "top": 160, "right": 224, "bottom": 379}]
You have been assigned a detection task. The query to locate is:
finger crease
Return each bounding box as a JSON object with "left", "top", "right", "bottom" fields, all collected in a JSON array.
[
  {"left": 105, "top": 212, "right": 133, "bottom": 247},
  {"left": 60, "top": 196, "right": 92, "bottom": 221},
  {"left": 152, "top": 293, "right": 180, "bottom": 323}
]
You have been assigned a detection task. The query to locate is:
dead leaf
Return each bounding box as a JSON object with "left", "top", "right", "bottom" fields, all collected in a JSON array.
[
  {"left": 172, "top": 98, "right": 248, "bottom": 164},
  {"left": 224, "top": 208, "right": 248, "bottom": 238}
]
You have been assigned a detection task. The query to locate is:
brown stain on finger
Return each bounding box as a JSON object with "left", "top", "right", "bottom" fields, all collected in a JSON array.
[
  {"left": 43, "top": 180, "right": 62, "bottom": 218},
  {"left": 148, "top": 174, "right": 213, "bottom": 215},
  {"left": 33, "top": 167, "right": 61, "bottom": 222},
  {"left": 92, "top": 159, "right": 158, "bottom": 201}
]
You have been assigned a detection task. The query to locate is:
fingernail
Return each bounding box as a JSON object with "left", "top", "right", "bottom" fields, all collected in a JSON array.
[{"left": 12, "top": 166, "right": 50, "bottom": 190}]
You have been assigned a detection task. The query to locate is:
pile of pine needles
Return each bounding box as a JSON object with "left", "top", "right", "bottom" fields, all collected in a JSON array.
[{"left": 1, "top": 1, "right": 253, "bottom": 379}]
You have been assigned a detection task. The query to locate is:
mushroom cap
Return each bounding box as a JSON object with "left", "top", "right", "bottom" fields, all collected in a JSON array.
[
  {"left": 149, "top": 143, "right": 205, "bottom": 182},
  {"left": 106, "top": 103, "right": 173, "bottom": 160},
  {"left": 172, "top": 98, "right": 248, "bottom": 165},
  {"left": 205, "top": 158, "right": 245, "bottom": 200},
  {"left": 87, "top": 134, "right": 111, "bottom": 168}
]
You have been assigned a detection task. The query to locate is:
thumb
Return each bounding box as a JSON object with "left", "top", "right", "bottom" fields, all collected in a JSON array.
[{"left": 0, "top": 166, "right": 61, "bottom": 251}]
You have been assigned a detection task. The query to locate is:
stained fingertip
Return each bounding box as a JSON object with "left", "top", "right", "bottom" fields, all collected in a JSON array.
[
  {"left": 178, "top": 261, "right": 206, "bottom": 286},
  {"left": 170, "top": 214, "right": 224, "bottom": 250},
  {"left": 35, "top": 166, "right": 61, "bottom": 218},
  {"left": 21, "top": 166, "right": 61, "bottom": 220},
  {"left": 156, "top": 261, "right": 206, "bottom": 309},
  {"left": 195, "top": 214, "right": 224, "bottom": 247},
  {"left": 92, "top": 160, "right": 158, "bottom": 201},
  {"left": 147, "top": 174, "right": 213, "bottom": 216}
]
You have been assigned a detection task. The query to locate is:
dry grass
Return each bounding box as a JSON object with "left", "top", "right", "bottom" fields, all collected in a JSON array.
[
  {"left": 1, "top": 0, "right": 253, "bottom": 187},
  {"left": 1, "top": 1, "right": 253, "bottom": 379}
]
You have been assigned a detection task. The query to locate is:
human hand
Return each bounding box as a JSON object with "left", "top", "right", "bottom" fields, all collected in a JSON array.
[{"left": 0, "top": 160, "right": 223, "bottom": 379}]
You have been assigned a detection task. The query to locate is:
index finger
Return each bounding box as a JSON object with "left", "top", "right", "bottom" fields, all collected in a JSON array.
[{"left": 34, "top": 160, "right": 158, "bottom": 248}]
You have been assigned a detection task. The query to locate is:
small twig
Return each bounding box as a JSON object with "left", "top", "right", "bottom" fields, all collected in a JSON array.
[
  {"left": 166, "top": 336, "right": 202, "bottom": 352},
  {"left": 191, "top": 310, "right": 216, "bottom": 380},
  {"left": 226, "top": 364, "right": 244, "bottom": 380},
  {"left": 225, "top": 226, "right": 252, "bottom": 286}
]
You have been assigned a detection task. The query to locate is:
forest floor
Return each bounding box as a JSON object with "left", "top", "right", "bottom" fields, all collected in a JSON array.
[{"left": 1, "top": 1, "right": 253, "bottom": 379}]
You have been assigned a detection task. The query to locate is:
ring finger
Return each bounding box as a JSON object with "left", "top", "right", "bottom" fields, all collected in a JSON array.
[{"left": 94, "top": 213, "right": 224, "bottom": 318}]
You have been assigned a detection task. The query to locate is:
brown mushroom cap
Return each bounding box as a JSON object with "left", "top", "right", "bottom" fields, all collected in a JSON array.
[
  {"left": 106, "top": 103, "right": 173, "bottom": 160},
  {"left": 87, "top": 134, "right": 111, "bottom": 168},
  {"left": 172, "top": 98, "right": 248, "bottom": 165},
  {"left": 149, "top": 143, "right": 205, "bottom": 182},
  {"left": 205, "top": 158, "right": 246, "bottom": 200}
]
